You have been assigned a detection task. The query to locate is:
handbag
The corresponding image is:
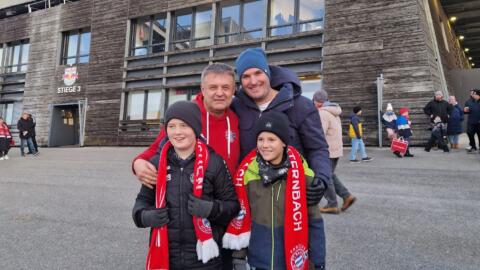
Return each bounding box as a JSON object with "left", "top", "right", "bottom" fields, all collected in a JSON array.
[{"left": 391, "top": 137, "right": 408, "bottom": 155}]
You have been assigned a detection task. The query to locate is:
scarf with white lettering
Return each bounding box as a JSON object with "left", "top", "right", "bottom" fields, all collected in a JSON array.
[
  {"left": 146, "top": 139, "right": 218, "bottom": 270},
  {"left": 223, "top": 146, "right": 309, "bottom": 270}
]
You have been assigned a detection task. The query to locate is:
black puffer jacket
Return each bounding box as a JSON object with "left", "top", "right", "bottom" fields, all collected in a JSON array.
[
  {"left": 17, "top": 118, "right": 35, "bottom": 139},
  {"left": 423, "top": 99, "right": 453, "bottom": 123},
  {"left": 133, "top": 147, "right": 240, "bottom": 270}
]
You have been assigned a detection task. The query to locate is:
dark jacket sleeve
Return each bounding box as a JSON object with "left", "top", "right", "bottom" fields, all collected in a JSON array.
[
  {"left": 296, "top": 107, "right": 332, "bottom": 186},
  {"left": 424, "top": 101, "right": 432, "bottom": 116},
  {"left": 351, "top": 116, "right": 361, "bottom": 139},
  {"left": 132, "top": 184, "right": 156, "bottom": 228},
  {"left": 208, "top": 156, "right": 240, "bottom": 227},
  {"left": 17, "top": 120, "right": 25, "bottom": 132}
]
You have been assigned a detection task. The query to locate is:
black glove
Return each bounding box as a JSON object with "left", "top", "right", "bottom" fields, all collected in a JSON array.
[
  {"left": 141, "top": 207, "right": 169, "bottom": 228},
  {"left": 188, "top": 194, "right": 216, "bottom": 218},
  {"left": 232, "top": 258, "right": 248, "bottom": 270},
  {"left": 306, "top": 177, "right": 326, "bottom": 206}
]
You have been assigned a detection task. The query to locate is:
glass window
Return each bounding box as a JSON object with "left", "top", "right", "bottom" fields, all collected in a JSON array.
[
  {"left": 152, "top": 16, "right": 167, "bottom": 54},
  {"left": 269, "top": 0, "right": 324, "bottom": 36},
  {"left": 194, "top": 8, "right": 212, "bottom": 47},
  {"left": 270, "top": 0, "right": 294, "bottom": 36},
  {"left": 79, "top": 32, "right": 91, "bottom": 61},
  {"left": 168, "top": 89, "right": 189, "bottom": 107},
  {"left": 300, "top": 77, "right": 322, "bottom": 100},
  {"left": 243, "top": 0, "right": 264, "bottom": 39},
  {"left": 299, "top": 0, "right": 324, "bottom": 31},
  {"left": 217, "top": 1, "right": 264, "bottom": 44},
  {"left": 62, "top": 29, "right": 90, "bottom": 65},
  {"left": 20, "top": 43, "right": 29, "bottom": 70},
  {"left": 0, "top": 103, "right": 14, "bottom": 125},
  {"left": 127, "top": 91, "right": 145, "bottom": 120},
  {"left": 146, "top": 90, "right": 163, "bottom": 120},
  {"left": 67, "top": 34, "right": 78, "bottom": 58},
  {"left": 133, "top": 18, "right": 151, "bottom": 56},
  {"left": 172, "top": 7, "right": 212, "bottom": 50},
  {"left": 131, "top": 15, "right": 168, "bottom": 56},
  {"left": 0, "top": 47, "right": 4, "bottom": 69},
  {"left": 4, "top": 41, "right": 29, "bottom": 73},
  {"left": 175, "top": 12, "right": 193, "bottom": 41},
  {"left": 220, "top": 4, "right": 240, "bottom": 35}
]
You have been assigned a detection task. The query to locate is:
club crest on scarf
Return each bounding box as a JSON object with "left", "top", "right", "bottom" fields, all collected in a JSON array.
[
  {"left": 197, "top": 218, "right": 213, "bottom": 234},
  {"left": 231, "top": 207, "right": 247, "bottom": 229},
  {"left": 290, "top": 244, "right": 309, "bottom": 270}
]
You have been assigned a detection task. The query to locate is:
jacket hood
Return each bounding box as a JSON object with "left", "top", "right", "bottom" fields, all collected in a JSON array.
[
  {"left": 269, "top": 65, "right": 302, "bottom": 95},
  {"left": 319, "top": 101, "right": 342, "bottom": 116}
]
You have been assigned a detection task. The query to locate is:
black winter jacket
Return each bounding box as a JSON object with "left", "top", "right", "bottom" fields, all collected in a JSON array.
[
  {"left": 133, "top": 147, "right": 240, "bottom": 270},
  {"left": 423, "top": 99, "right": 452, "bottom": 123},
  {"left": 17, "top": 118, "right": 35, "bottom": 139},
  {"left": 464, "top": 98, "right": 480, "bottom": 125}
]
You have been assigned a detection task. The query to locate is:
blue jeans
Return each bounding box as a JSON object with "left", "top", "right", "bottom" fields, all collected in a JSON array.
[
  {"left": 350, "top": 138, "right": 367, "bottom": 160},
  {"left": 448, "top": 135, "right": 459, "bottom": 144},
  {"left": 20, "top": 137, "right": 35, "bottom": 155}
]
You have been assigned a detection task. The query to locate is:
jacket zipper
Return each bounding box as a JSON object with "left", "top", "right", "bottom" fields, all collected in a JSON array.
[
  {"left": 271, "top": 184, "right": 275, "bottom": 270},
  {"left": 179, "top": 166, "right": 185, "bottom": 268}
]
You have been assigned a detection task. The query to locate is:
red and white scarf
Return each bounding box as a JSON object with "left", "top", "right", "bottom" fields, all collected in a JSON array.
[
  {"left": 223, "top": 146, "right": 310, "bottom": 270},
  {"left": 146, "top": 139, "right": 219, "bottom": 270}
]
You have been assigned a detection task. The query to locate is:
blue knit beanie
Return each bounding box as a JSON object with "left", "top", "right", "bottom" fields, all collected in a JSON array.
[{"left": 235, "top": 48, "right": 271, "bottom": 80}]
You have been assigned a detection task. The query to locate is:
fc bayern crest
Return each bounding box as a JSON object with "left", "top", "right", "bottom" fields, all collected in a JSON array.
[
  {"left": 290, "top": 244, "right": 308, "bottom": 270},
  {"left": 63, "top": 67, "right": 79, "bottom": 86},
  {"left": 231, "top": 207, "right": 246, "bottom": 229},
  {"left": 197, "top": 218, "right": 212, "bottom": 234}
]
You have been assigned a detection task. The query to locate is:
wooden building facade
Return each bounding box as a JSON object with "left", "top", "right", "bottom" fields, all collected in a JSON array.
[{"left": 0, "top": 0, "right": 471, "bottom": 147}]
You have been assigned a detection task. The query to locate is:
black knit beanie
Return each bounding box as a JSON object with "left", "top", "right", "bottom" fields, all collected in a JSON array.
[
  {"left": 255, "top": 111, "right": 290, "bottom": 145},
  {"left": 165, "top": 101, "right": 202, "bottom": 138},
  {"left": 353, "top": 106, "right": 362, "bottom": 114}
]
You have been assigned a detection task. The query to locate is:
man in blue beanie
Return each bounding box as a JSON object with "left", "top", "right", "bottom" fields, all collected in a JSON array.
[{"left": 230, "top": 47, "right": 331, "bottom": 269}]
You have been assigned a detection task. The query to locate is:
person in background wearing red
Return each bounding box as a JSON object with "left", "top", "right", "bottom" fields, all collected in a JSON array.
[{"left": 0, "top": 117, "right": 13, "bottom": 160}]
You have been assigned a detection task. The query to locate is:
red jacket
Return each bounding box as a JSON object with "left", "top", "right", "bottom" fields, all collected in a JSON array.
[
  {"left": 133, "top": 93, "right": 240, "bottom": 176},
  {"left": 0, "top": 123, "right": 12, "bottom": 139}
]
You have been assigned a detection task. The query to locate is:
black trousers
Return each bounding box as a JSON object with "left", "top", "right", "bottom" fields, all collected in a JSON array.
[{"left": 466, "top": 123, "right": 480, "bottom": 149}]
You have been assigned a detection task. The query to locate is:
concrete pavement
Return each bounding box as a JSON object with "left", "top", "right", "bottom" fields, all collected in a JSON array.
[{"left": 0, "top": 146, "right": 479, "bottom": 269}]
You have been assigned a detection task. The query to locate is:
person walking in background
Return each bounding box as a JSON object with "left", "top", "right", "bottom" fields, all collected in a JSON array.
[
  {"left": 349, "top": 106, "right": 373, "bottom": 162},
  {"left": 396, "top": 108, "right": 414, "bottom": 157},
  {"left": 425, "top": 116, "right": 449, "bottom": 153},
  {"left": 382, "top": 103, "right": 400, "bottom": 157},
  {"left": 17, "top": 112, "right": 38, "bottom": 157},
  {"left": 464, "top": 89, "right": 480, "bottom": 153},
  {"left": 447, "top": 96, "right": 464, "bottom": 150},
  {"left": 313, "top": 89, "right": 356, "bottom": 214},
  {"left": 28, "top": 114, "right": 39, "bottom": 153},
  {"left": 0, "top": 117, "right": 13, "bottom": 160}
]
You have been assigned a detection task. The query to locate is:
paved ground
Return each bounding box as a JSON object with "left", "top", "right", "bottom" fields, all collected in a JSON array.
[{"left": 0, "top": 145, "right": 479, "bottom": 270}]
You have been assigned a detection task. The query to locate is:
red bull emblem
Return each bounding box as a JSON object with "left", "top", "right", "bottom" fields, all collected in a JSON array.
[{"left": 63, "top": 67, "right": 79, "bottom": 86}]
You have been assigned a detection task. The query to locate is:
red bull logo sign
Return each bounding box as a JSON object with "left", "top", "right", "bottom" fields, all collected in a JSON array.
[{"left": 58, "top": 67, "right": 81, "bottom": 94}]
